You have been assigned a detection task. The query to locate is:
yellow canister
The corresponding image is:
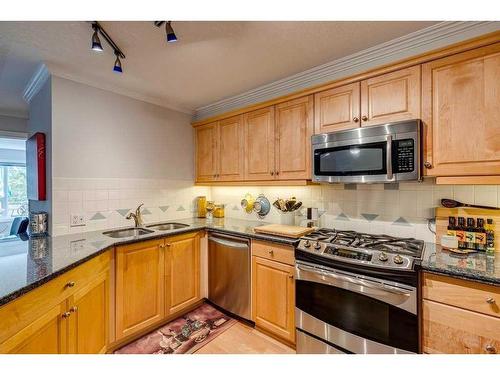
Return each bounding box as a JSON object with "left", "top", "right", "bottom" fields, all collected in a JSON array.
[
  {"left": 197, "top": 196, "right": 207, "bottom": 218},
  {"left": 214, "top": 204, "right": 225, "bottom": 218}
]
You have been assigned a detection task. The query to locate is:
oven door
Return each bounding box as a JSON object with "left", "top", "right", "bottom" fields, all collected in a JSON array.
[{"left": 295, "top": 261, "right": 418, "bottom": 354}]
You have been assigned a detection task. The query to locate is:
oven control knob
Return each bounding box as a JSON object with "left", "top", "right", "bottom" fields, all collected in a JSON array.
[
  {"left": 314, "top": 241, "right": 321, "bottom": 250},
  {"left": 303, "top": 240, "right": 311, "bottom": 248},
  {"left": 393, "top": 254, "right": 404, "bottom": 265},
  {"left": 378, "top": 252, "right": 388, "bottom": 262}
]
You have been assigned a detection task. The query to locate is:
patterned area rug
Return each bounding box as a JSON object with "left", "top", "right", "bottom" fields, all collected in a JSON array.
[{"left": 114, "top": 303, "right": 236, "bottom": 354}]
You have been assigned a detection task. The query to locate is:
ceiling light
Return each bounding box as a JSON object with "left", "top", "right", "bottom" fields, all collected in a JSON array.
[
  {"left": 113, "top": 53, "right": 123, "bottom": 73},
  {"left": 165, "top": 21, "right": 177, "bottom": 43},
  {"left": 91, "top": 24, "right": 103, "bottom": 52}
]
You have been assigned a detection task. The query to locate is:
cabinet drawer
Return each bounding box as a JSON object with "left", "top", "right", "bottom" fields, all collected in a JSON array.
[
  {"left": 423, "top": 273, "right": 500, "bottom": 318},
  {"left": 252, "top": 240, "right": 294, "bottom": 266},
  {"left": 0, "top": 251, "right": 111, "bottom": 344},
  {"left": 423, "top": 300, "right": 500, "bottom": 354}
]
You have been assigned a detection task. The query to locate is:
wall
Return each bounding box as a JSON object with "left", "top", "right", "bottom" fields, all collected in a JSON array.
[
  {"left": 210, "top": 180, "right": 500, "bottom": 243},
  {"left": 27, "top": 77, "right": 52, "bottom": 220},
  {"left": 0, "top": 114, "right": 28, "bottom": 134},
  {"left": 50, "top": 76, "right": 209, "bottom": 236}
]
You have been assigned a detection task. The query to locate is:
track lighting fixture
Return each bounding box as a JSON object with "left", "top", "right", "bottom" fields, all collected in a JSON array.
[
  {"left": 89, "top": 22, "right": 126, "bottom": 73},
  {"left": 154, "top": 21, "right": 178, "bottom": 43}
]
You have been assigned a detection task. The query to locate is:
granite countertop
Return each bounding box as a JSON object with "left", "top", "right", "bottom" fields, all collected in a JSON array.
[
  {"left": 420, "top": 243, "right": 500, "bottom": 286},
  {"left": 0, "top": 217, "right": 298, "bottom": 308}
]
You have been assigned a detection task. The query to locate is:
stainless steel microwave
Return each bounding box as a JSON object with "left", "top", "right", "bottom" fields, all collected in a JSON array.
[{"left": 312, "top": 120, "right": 422, "bottom": 184}]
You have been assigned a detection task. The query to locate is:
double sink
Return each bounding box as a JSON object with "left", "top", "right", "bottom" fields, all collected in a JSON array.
[{"left": 102, "top": 222, "right": 189, "bottom": 239}]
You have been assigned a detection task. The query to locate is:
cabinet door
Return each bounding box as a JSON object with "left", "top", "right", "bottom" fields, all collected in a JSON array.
[
  {"left": 195, "top": 122, "right": 218, "bottom": 182},
  {"left": 423, "top": 300, "right": 500, "bottom": 354},
  {"left": 360, "top": 66, "right": 421, "bottom": 127},
  {"left": 218, "top": 115, "right": 244, "bottom": 181},
  {"left": 252, "top": 256, "right": 295, "bottom": 344},
  {"left": 314, "top": 82, "right": 361, "bottom": 133},
  {"left": 244, "top": 107, "right": 276, "bottom": 180},
  {"left": 68, "top": 270, "right": 110, "bottom": 354},
  {"left": 115, "top": 240, "right": 165, "bottom": 340},
  {"left": 276, "top": 96, "right": 314, "bottom": 180},
  {"left": 422, "top": 43, "right": 500, "bottom": 177},
  {"left": 0, "top": 303, "right": 68, "bottom": 354},
  {"left": 165, "top": 233, "right": 201, "bottom": 316}
]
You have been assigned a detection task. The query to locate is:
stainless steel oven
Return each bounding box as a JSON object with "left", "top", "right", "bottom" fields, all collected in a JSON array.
[
  {"left": 312, "top": 120, "right": 422, "bottom": 184},
  {"left": 295, "top": 261, "right": 418, "bottom": 354}
]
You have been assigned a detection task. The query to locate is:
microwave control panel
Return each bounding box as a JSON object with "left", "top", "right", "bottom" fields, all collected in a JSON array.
[{"left": 394, "top": 139, "right": 414, "bottom": 173}]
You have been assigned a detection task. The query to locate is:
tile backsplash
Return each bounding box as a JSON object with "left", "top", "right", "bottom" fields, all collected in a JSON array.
[{"left": 52, "top": 177, "right": 210, "bottom": 236}]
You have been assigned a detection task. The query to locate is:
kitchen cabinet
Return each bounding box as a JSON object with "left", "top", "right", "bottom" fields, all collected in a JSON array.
[
  {"left": 195, "top": 122, "right": 218, "bottom": 182},
  {"left": 0, "top": 251, "right": 111, "bottom": 354},
  {"left": 251, "top": 241, "right": 295, "bottom": 345},
  {"left": 314, "top": 82, "right": 361, "bottom": 133},
  {"left": 218, "top": 115, "right": 245, "bottom": 181},
  {"left": 165, "top": 232, "right": 201, "bottom": 316},
  {"left": 275, "top": 96, "right": 314, "bottom": 180},
  {"left": 244, "top": 106, "right": 276, "bottom": 181},
  {"left": 422, "top": 43, "right": 500, "bottom": 177},
  {"left": 115, "top": 239, "right": 165, "bottom": 340},
  {"left": 422, "top": 272, "right": 500, "bottom": 354}
]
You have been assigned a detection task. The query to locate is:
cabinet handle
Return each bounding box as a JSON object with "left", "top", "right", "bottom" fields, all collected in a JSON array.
[
  {"left": 486, "top": 297, "right": 496, "bottom": 304},
  {"left": 166, "top": 243, "right": 171, "bottom": 247},
  {"left": 361, "top": 115, "right": 368, "bottom": 121},
  {"left": 61, "top": 312, "right": 71, "bottom": 319},
  {"left": 276, "top": 171, "right": 279, "bottom": 176},
  {"left": 485, "top": 344, "right": 497, "bottom": 354},
  {"left": 353, "top": 117, "right": 359, "bottom": 123},
  {"left": 65, "top": 281, "right": 76, "bottom": 288},
  {"left": 268, "top": 250, "right": 274, "bottom": 255},
  {"left": 270, "top": 171, "right": 274, "bottom": 176},
  {"left": 70, "top": 306, "right": 78, "bottom": 313},
  {"left": 213, "top": 174, "right": 216, "bottom": 178},
  {"left": 424, "top": 161, "right": 432, "bottom": 169},
  {"left": 288, "top": 275, "right": 294, "bottom": 279},
  {"left": 159, "top": 244, "right": 165, "bottom": 248}
]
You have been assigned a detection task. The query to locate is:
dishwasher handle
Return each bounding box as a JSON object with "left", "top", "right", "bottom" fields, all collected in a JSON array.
[{"left": 208, "top": 233, "right": 250, "bottom": 249}]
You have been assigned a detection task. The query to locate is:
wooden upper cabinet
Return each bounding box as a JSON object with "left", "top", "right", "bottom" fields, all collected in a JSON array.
[
  {"left": 244, "top": 106, "right": 276, "bottom": 180},
  {"left": 165, "top": 232, "right": 201, "bottom": 316},
  {"left": 115, "top": 240, "right": 165, "bottom": 340},
  {"left": 360, "top": 65, "right": 421, "bottom": 127},
  {"left": 276, "top": 96, "right": 314, "bottom": 180},
  {"left": 195, "top": 122, "right": 218, "bottom": 182},
  {"left": 314, "top": 82, "right": 361, "bottom": 133},
  {"left": 218, "top": 115, "right": 244, "bottom": 181},
  {"left": 422, "top": 43, "right": 500, "bottom": 177}
]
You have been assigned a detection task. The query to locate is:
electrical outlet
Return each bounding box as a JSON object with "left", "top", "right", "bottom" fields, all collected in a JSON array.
[{"left": 70, "top": 214, "right": 86, "bottom": 227}]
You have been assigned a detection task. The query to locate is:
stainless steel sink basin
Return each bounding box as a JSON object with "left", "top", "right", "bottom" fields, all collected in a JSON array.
[
  {"left": 146, "top": 222, "right": 189, "bottom": 231},
  {"left": 102, "top": 228, "right": 154, "bottom": 238}
]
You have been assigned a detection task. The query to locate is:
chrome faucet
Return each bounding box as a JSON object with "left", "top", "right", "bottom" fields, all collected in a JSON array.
[{"left": 126, "top": 203, "right": 144, "bottom": 227}]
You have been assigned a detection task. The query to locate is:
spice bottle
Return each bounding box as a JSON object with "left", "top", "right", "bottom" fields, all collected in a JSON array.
[
  {"left": 465, "top": 218, "right": 476, "bottom": 250},
  {"left": 447, "top": 216, "right": 457, "bottom": 237},
  {"left": 486, "top": 219, "right": 495, "bottom": 255},
  {"left": 456, "top": 217, "right": 466, "bottom": 249},
  {"left": 475, "top": 218, "right": 486, "bottom": 251}
]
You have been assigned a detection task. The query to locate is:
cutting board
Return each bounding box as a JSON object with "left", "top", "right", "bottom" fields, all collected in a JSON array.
[{"left": 253, "top": 224, "right": 314, "bottom": 238}]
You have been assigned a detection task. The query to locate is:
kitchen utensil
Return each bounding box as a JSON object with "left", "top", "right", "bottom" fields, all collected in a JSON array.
[
  {"left": 277, "top": 198, "right": 287, "bottom": 212},
  {"left": 253, "top": 224, "right": 314, "bottom": 238},
  {"left": 272, "top": 199, "right": 282, "bottom": 211},
  {"left": 285, "top": 197, "right": 297, "bottom": 212},
  {"left": 240, "top": 194, "right": 255, "bottom": 213},
  {"left": 254, "top": 195, "right": 271, "bottom": 218},
  {"left": 441, "top": 198, "right": 499, "bottom": 210},
  {"left": 290, "top": 201, "right": 302, "bottom": 212}
]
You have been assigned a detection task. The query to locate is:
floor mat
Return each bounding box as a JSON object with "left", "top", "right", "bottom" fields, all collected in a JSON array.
[{"left": 114, "top": 303, "right": 236, "bottom": 354}]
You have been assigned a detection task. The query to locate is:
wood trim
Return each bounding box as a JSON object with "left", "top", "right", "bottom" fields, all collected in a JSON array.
[
  {"left": 192, "top": 31, "right": 500, "bottom": 127},
  {"left": 195, "top": 179, "right": 318, "bottom": 186},
  {"left": 436, "top": 176, "right": 500, "bottom": 185}
]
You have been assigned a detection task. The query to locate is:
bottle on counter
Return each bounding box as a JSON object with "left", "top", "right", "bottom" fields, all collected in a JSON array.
[
  {"left": 447, "top": 216, "right": 457, "bottom": 237},
  {"left": 465, "top": 218, "right": 476, "bottom": 250},
  {"left": 475, "top": 218, "right": 487, "bottom": 251},
  {"left": 486, "top": 218, "right": 495, "bottom": 255},
  {"left": 456, "top": 217, "right": 466, "bottom": 249}
]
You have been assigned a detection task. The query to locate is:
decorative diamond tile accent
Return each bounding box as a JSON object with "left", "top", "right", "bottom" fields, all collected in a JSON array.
[
  {"left": 159, "top": 206, "right": 169, "bottom": 212},
  {"left": 336, "top": 213, "right": 350, "bottom": 221},
  {"left": 116, "top": 209, "right": 131, "bottom": 217},
  {"left": 90, "top": 212, "right": 106, "bottom": 220},
  {"left": 361, "top": 213, "right": 379, "bottom": 222},
  {"left": 392, "top": 217, "right": 413, "bottom": 226},
  {"left": 384, "top": 183, "right": 399, "bottom": 190},
  {"left": 344, "top": 184, "right": 357, "bottom": 190},
  {"left": 176, "top": 205, "right": 186, "bottom": 211},
  {"left": 142, "top": 208, "right": 152, "bottom": 215}
]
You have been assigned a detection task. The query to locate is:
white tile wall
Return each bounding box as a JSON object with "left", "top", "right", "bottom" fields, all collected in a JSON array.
[{"left": 52, "top": 177, "right": 211, "bottom": 236}]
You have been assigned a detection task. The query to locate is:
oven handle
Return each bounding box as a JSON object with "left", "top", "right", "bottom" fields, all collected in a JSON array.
[
  {"left": 386, "top": 134, "right": 393, "bottom": 180},
  {"left": 296, "top": 263, "right": 412, "bottom": 296}
]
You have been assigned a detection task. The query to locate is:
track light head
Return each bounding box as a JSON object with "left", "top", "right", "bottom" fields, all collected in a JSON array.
[
  {"left": 91, "top": 25, "right": 103, "bottom": 52},
  {"left": 113, "top": 53, "right": 123, "bottom": 73},
  {"left": 165, "top": 21, "right": 177, "bottom": 43}
]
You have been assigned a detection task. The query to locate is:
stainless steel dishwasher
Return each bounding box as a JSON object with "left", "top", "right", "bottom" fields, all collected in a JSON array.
[{"left": 208, "top": 233, "right": 251, "bottom": 320}]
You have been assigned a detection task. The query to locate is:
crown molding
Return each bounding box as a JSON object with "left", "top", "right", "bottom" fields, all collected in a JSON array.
[
  {"left": 22, "top": 63, "right": 50, "bottom": 104},
  {"left": 193, "top": 21, "right": 500, "bottom": 122}
]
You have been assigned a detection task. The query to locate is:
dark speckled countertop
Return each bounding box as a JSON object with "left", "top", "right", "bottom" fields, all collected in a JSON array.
[
  {"left": 0, "top": 217, "right": 298, "bottom": 308},
  {"left": 420, "top": 243, "right": 500, "bottom": 286}
]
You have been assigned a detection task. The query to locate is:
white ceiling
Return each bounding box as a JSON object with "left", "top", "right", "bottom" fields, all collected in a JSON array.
[{"left": 0, "top": 21, "right": 439, "bottom": 117}]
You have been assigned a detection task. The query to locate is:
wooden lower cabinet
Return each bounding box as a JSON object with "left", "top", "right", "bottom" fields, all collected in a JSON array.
[
  {"left": 165, "top": 232, "right": 201, "bottom": 316},
  {"left": 115, "top": 239, "right": 165, "bottom": 340},
  {"left": 252, "top": 255, "right": 295, "bottom": 345}
]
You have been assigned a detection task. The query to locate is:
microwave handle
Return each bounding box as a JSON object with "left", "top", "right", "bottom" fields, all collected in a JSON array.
[{"left": 386, "top": 135, "right": 393, "bottom": 180}]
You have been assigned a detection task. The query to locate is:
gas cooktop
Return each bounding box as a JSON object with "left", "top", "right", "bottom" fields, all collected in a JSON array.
[{"left": 296, "top": 228, "right": 425, "bottom": 271}]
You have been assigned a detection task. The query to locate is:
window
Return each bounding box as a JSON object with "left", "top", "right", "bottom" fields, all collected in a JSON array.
[{"left": 0, "top": 137, "right": 27, "bottom": 218}]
